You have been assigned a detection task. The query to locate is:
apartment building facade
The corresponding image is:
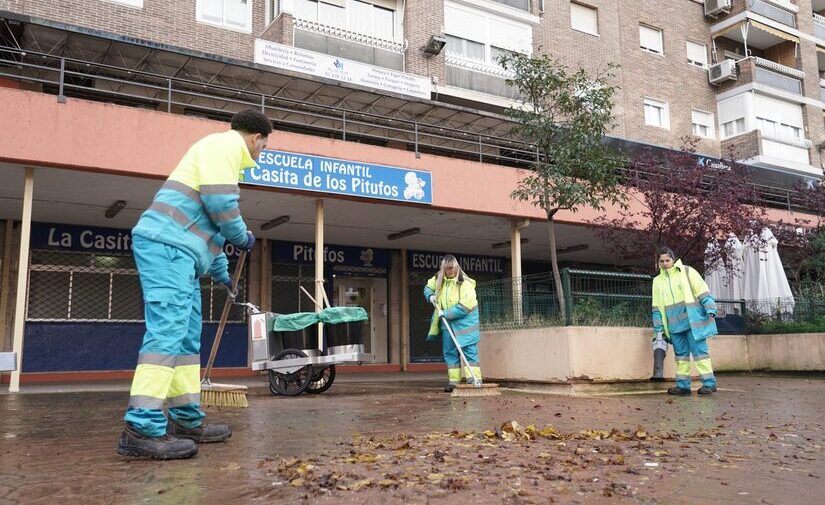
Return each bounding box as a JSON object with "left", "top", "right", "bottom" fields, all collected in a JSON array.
[{"left": 0, "top": 0, "right": 818, "bottom": 381}]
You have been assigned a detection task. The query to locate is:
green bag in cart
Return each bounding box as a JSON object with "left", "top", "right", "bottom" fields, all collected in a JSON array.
[
  {"left": 272, "top": 311, "right": 321, "bottom": 332},
  {"left": 319, "top": 306, "right": 369, "bottom": 324}
]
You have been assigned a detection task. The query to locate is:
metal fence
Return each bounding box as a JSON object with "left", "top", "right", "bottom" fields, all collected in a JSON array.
[
  {"left": 476, "top": 269, "right": 825, "bottom": 335},
  {"left": 25, "top": 249, "right": 248, "bottom": 324}
]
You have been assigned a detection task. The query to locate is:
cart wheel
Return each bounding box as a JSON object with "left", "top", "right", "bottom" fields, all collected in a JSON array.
[
  {"left": 305, "top": 365, "right": 336, "bottom": 395},
  {"left": 268, "top": 349, "right": 312, "bottom": 396}
]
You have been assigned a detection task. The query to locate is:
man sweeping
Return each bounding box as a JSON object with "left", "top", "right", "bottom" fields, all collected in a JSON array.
[
  {"left": 424, "top": 255, "right": 483, "bottom": 393},
  {"left": 118, "top": 109, "right": 272, "bottom": 459}
]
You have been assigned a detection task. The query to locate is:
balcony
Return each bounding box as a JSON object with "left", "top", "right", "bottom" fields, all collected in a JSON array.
[
  {"left": 815, "top": 12, "right": 825, "bottom": 39},
  {"left": 722, "top": 129, "right": 815, "bottom": 176},
  {"left": 747, "top": 0, "right": 797, "bottom": 28},
  {"left": 718, "top": 56, "right": 804, "bottom": 95},
  {"left": 292, "top": 18, "right": 404, "bottom": 71},
  {"left": 445, "top": 55, "right": 518, "bottom": 99}
]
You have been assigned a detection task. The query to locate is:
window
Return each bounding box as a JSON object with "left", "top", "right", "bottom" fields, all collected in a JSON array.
[
  {"left": 640, "top": 25, "right": 663, "bottom": 55},
  {"left": 691, "top": 110, "right": 714, "bottom": 138},
  {"left": 758, "top": 117, "right": 802, "bottom": 141},
  {"left": 444, "top": 2, "right": 533, "bottom": 69},
  {"left": 446, "top": 35, "right": 486, "bottom": 62},
  {"left": 295, "top": 0, "right": 396, "bottom": 40},
  {"left": 686, "top": 41, "right": 707, "bottom": 68},
  {"left": 644, "top": 98, "right": 669, "bottom": 129},
  {"left": 570, "top": 2, "right": 598, "bottom": 36},
  {"left": 105, "top": 0, "right": 143, "bottom": 7},
  {"left": 722, "top": 118, "right": 746, "bottom": 138},
  {"left": 197, "top": 0, "right": 253, "bottom": 32}
]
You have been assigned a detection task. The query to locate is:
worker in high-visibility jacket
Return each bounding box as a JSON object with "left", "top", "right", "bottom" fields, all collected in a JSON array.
[
  {"left": 424, "top": 255, "right": 482, "bottom": 393},
  {"left": 118, "top": 109, "right": 272, "bottom": 460},
  {"left": 652, "top": 247, "right": 718, "bottom": 396}
]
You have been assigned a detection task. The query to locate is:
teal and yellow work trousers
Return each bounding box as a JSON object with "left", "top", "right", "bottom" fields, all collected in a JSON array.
[
  {"left": 124, "top": 235, "right": 205, "bottom": 437},
  {"left": 670, "top": 330, "right": 716, "bottom": 390},
  {"left": 444, "top": 337, "right": 481, "bottom": 384}
]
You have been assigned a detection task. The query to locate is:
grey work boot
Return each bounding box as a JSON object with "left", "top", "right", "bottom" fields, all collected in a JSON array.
[
  {"left": 117, "top": 424, "right": 198, "bottom": 460},
  {"left": 443, "top": 383, "right": 456, "bottom": 393},
  {"left": 650, "top": 349, "right": 666, "bottom": 382},
  {"left": 697, "top": 386, "right": 717, "bottom": 395},
  {"left": 167, "top": 421, "right": 232, "bottom": 443},
  {"left": 667, "top": 386, "right": 691, "bottom": 396}
]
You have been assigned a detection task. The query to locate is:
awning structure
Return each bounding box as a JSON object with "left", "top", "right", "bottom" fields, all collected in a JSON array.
[{"left": 712, "top": 19, "right": 798, "bottom": 50}]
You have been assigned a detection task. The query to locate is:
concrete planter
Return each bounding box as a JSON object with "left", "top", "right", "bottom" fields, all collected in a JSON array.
[{"left": 478, "top": 327, "right": 824, "bottom": 384}]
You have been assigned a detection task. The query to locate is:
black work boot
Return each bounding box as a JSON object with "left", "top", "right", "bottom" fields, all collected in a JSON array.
[
  {"left": 117, "top": 424, "right": 197, "bottom": 459},
  {"left": 667, "top": 386, "right": 691, "bottom": 396},
  {"left": 167, "top": 420, "right": 232, "bottom": 443},
  {"left": 650, "top": 349, "right": 666, "bottom": 382},
  {"left": 443, "top": 383, "right": 456, "bottom": 393},
  {"left": 697, "top": 386, "right": 717, "bottom": 395}
]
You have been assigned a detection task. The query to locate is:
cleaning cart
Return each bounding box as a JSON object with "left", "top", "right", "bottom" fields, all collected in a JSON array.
[{"left": 247, "top": 304, "right": 373, "bottom": 396}]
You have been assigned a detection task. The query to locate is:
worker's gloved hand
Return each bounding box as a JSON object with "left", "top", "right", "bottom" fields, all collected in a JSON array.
[
  {"left": 428, "top": 294, "right": 437, "bottom": 305},
  {"left": 239, "top": 231, "right": 256, "bottom": 252},
  {"left": 223, "top": 280, "right": 236, "bottom": 299}
]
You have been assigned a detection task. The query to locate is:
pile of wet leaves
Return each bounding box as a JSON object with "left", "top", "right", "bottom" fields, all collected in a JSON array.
[{"left": 252, "top": 421, "right": 727, "bottom": 502}]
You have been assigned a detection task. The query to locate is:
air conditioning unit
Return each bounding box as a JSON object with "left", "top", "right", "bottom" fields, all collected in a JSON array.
[
  {"left": 704, "top": 0, "right": 732, "bottom": 17},
  {"left": 708, "top": 59, "right": 737, "bottom": 85}
]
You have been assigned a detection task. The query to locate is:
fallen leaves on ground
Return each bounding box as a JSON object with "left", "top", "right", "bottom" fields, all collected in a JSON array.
[{"left": 251, "top": 420, "right": 741, "bottom": 502}]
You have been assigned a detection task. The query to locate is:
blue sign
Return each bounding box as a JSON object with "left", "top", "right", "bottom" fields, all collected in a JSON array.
[
  {"left": 245, "top": 150, "right": 433, "bottom": 204},
  {"left": 272, "top": 240, "right": 390, "bottom": 269},
  {"left": 29, "top": 222, "right": 242, "bottom": 257},
  {"left": 408, "top": 250, "right": 505, "bottom": 274}
]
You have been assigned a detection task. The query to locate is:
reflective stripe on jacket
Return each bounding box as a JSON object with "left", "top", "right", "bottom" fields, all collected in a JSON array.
[
  {"left": 132, "top": 130, "right": 255, "bottom": 281},
  {"left": 424, "top": 274, "right": 480, "bottom": 346},
  {"left": 652, "top": 260, "right": 718, "bottom": 341}
]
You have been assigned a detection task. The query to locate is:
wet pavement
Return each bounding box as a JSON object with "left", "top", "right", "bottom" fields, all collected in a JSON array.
[{"left": 2, "top": 373, "right": 825, "bottom": 504}]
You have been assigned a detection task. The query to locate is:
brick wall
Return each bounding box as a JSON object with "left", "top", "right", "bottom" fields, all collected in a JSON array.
[
  {"left": 721, "top": 130, "right": 761, "bottom": 159},
  {"left": 0, "top": 0, "right": 265, "bottom": 61},
  {"left": 403, "top": 0, "right": 445, "bottom": 87}
]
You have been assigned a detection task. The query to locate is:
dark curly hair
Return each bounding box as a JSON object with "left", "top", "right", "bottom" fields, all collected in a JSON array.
[{"left": 230, "top": 109, "right": 273, "bottom": 136}]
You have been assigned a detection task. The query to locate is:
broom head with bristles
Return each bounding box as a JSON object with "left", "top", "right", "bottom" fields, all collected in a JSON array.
[
  {"left": 201, "top": 382, "right": 249, "bottom": 408},
  {"left": 451, "top": 383, "right": 500, "bottom": 398}
]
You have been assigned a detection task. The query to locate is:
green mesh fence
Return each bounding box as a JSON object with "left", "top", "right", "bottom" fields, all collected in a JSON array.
[{"left": 476, "top": 269, "right": 825, "bottom": 335}]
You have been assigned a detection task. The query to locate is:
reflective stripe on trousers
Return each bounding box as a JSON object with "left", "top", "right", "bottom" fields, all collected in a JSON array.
[
  {"left": 670, "top": 329, "right": 716, "bottom": 389},
  {"left": 124, "top": 236, "right": 206, "bottom": 437}
]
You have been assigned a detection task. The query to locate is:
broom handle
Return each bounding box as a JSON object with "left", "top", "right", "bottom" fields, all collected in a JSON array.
[
  {"left": 203, "top": 249, "right": 247, "bottom": 383},
  {"left": 431, "top": 300, "right": 480, "bottom": 384}
]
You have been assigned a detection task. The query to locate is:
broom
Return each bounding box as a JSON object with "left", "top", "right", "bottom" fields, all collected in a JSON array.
[
  {"left": 201, "top": 250, "right": 249, "bottom": 408},
  {"left": 430, "top": 299, "right": 500, "bottom": 398}
]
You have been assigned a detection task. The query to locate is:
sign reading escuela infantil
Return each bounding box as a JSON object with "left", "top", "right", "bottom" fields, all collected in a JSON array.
[
  {"left": 254, "top": 39, "right": 431, "bottom": 100},
  {"left": 408, "top": 250, "right": 505, "bottom": 275},
  {"left": 244, "top": 150, "right": 433, "bottom": 205}
]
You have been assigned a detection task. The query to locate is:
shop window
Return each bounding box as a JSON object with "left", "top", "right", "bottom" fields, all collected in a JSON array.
[{"left": 25, "top": 250, "right": 246, "bottom": 323}]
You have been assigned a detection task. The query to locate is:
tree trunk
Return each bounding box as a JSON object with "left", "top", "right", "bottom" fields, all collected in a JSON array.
[{"left": 547, "top": 213, "right": 566, "bottom": 321}]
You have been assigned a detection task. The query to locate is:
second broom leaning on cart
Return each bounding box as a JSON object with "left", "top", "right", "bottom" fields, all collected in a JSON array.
[{"left": 424, "top": 255, "right": 483, "bottom": 392}]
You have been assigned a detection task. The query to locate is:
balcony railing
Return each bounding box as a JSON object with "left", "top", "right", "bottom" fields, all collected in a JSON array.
[
  {"left": 753, "top": 56, "right": 804, "bottom": 94},
  {"left": 292, "top": 18, "right": 404, "bottom": 53},
  {"left": 814, "top": 13, "right": 825, "bottom": 39},
  {"left": 748, "top": 0, "right": 797, "bottom": 27}
]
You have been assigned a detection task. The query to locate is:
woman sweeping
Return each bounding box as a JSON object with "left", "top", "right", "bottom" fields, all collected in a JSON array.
[{"left": 424, "top": 255, "right": 483, "bottom": 393}]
